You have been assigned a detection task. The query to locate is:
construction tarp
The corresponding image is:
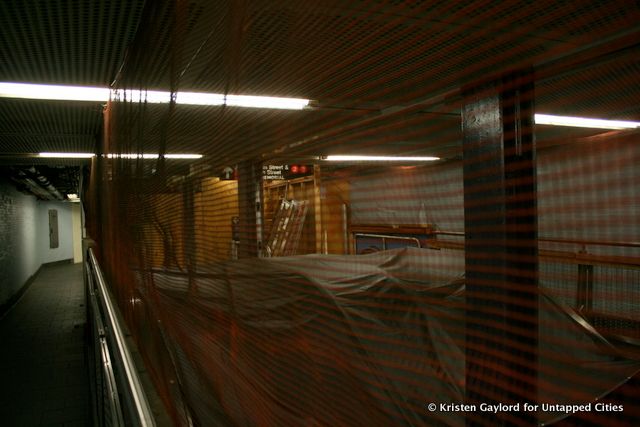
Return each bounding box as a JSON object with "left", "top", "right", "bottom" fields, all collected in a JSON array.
[{"left": 138, "top": 247, "right": 640, "bottom": 426}]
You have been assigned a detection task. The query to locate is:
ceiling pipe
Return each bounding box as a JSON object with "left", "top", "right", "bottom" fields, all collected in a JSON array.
[
  {"left": 10, "top": 170, "right": 54, "bottom": 200},
  {"left": 26, "top": 167, "right": 65, "bottom": 200},
  {"left": 9, "top": 167, "right": 64, "bottom": 200}
]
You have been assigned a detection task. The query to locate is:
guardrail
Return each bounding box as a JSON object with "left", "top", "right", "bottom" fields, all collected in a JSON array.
[
  {"left": 86, "top": 247, "right": 156, "bottom": 427},
  {"left": 354, "top": 232, "right": 422, "bottom": 254},
  {"left": 426, "top": 232, "right": 640, "bottom": 344}
]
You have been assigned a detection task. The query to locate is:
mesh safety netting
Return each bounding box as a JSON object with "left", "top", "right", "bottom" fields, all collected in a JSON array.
[{"left": 84, "top": 1, "right": 640, "bottom": 426}]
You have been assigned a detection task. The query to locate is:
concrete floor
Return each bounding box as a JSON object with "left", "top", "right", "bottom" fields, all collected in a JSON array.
[{"left": 0, "top": 262, "right": 90, "bottom": 427}]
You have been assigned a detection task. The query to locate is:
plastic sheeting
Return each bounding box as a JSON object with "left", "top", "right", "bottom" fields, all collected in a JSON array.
[{"left": 139, "top": 248, "right": 640, "bottom": 426}]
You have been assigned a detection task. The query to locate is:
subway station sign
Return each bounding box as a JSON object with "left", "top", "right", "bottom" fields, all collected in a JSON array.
[
  {"left": 262, "top": 164, "right": 313, "bottom": 180},
  {"left": 262, "top": 164, "right": 288, "bottom": 180}
]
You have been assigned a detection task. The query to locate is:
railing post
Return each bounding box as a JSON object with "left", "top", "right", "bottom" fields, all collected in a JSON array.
[{"left": 577, "top": 247, "right": 594, "bottom": 312}]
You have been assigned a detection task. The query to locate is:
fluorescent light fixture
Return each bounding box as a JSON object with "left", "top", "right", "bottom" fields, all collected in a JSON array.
[
  {"left": 106, "top": 153, "right": 158, "bottom": 159},
  {"left": 175, "top": 91, "right": 225, "bottom": 106},
  {"left": 0, "top": 82, "right": 109, "bottom": 102},
  {"left": 324, "top": 155, "right": 440, "bottom": 162},
  {"left": 39, "top": 152, "right": 95, "bottom": 158},
  {"left": 105, "top": 153, "right": 202, "bottom": 160},
  {"left": 173, "top": 92, "right": 309, "bottom": 109},
  {"left": 0, "top": 82, "right": 309, "bottom": 110},
  {"left": 66, "top": 193, "right": 79, "bottom": 199},
  {"left": 225, "top": 94, "right": 309, "bottom": 110},
  {"left": 164, "top": 154, "right": 203, "bottom": 159},
  {"left": 111, "top": 89, "right": 171, "bottom": 104},
  {"left": 535, "top": 114, "right": 640, "bottom": 130}
]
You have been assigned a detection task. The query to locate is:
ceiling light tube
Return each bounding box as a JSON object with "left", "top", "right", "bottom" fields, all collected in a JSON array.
[
  {"left": 1, "top": 82, "right": 309, "bottom": 110},
  {"left": 535, "top": 114, "right": 640, "bottom": 130},
  {"left": 105, "top": 153, "right": 202, "bottom": 159},
  {"left": 164, "top": 154, "right": 203, "bottom": 159},
  {"left": 225, "top": 94, "right": 309, "bottom": 110},
  {"left": 111, "top": 89, "right": 171, "bottom": 104},
  {"left": 324, "top": 155, "right": 440, "bottom": 162},
  {"left": 110, "top": 89, "right": 308, "bottom": 109},
  {"left": 1, "top": 82, "right": 109, "bottom": 102},
  {"left": 175, "top": 92, "right": 225, "bottom": 106},
  {"left": 39, "top": 152, "right": 95, "bottom": 158},
  {"left": 106, "top": 153, "right": 158, "bottom": 159}
]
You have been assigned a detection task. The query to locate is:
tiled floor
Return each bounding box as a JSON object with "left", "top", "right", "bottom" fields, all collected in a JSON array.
[{"left": 0, "top": 262, "right": 90, "bottom": 427}]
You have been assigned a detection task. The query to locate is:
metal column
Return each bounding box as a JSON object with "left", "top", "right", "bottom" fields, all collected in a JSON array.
[
  {"left": 462, "top": 69, "right": 538, "bottom": 425},
  {"left": 237, "top": 160, "right": 262, "bottom": 258},
  {"left": 182, "top": 178, "right": 197, "bottom": 292}
]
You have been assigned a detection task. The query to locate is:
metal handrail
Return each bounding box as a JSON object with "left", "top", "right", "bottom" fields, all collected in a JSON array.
[
  {"left": 354, "top": 233, "right": 421, "bottom": 250},
  {"left": 433, "top": 230, "right": 640, "bottom": 249},
  {"left": 88, "top": 248, "right": 156, "bottom": 427},
  {"left": 87, "top": 269, "right": 125, "bottom": 426}
]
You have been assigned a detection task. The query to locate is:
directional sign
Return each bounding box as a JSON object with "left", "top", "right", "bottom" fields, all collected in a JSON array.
[
  {"left": 221, "top": 166, "right": 236, "bottom": 180},
  {"left": 262, "top": 164, "right": 288, "bottom": 180}
]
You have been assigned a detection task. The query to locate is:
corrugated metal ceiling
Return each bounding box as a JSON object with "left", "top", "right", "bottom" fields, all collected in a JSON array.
[
  {"left": 0, "top": 0, "right": 146, "bottom": 195},
  {"left": 0, "top": 0, "right": 639, "bottom": 195}
]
